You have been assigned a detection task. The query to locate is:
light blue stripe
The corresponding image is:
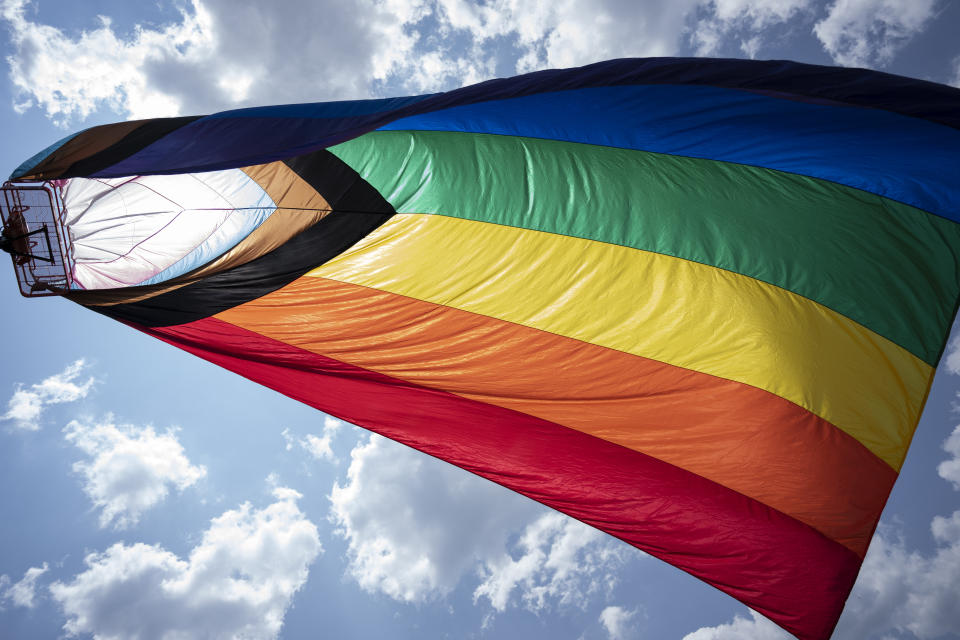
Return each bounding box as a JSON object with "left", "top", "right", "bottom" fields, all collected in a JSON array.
[{"left": 10, "top": 131, "right": 82, "bottom": 180}]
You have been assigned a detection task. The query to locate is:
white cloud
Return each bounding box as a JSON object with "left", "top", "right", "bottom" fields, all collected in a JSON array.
[
  {"left": 50, "top": 487, "right": 321, "bottom": 640},
  {"left": 297, "top": 416, "right": 343, "bottom": 463},
  {"left": 690, "top": 0, "right": 813, "bottom": 57},
  {"left": 599, "top": 605, "right": 642, "bottom": 640},
  {"left": 3, "top": 0, "right": 952, "bottom": 128},
  {"left": 682, "top": 610, "right": 789, "bottom": 640},
  {"left": 739, "top": 35, "right": 762, "bottom": 58},
  {"left": 2, "top": 0, "right": 725, "bottom": 125},
  {"left": 945, "top": 336, "right": 960, "bottom": 375},
  {"left": 428, "top": 0, "right": 701, "bottom": 77},
  {"left": 828, "top": 516, "right": 960, "bottom": 640},
  {"left": 1, "top": 0, "right": 214, "bottom": 124},
  {"left": 932, "top": 510, "right": 960, "bottom": 544},
  {"left": 63, "top": 417, "right": 206, "bottom": 529},
  {"left": 942, "top": 425, "right": 960, "bottom": 490},
  {"left": 813, "top": 0, "right": 939, "bottom": 68},
  {"left": 0, "top": 0, "right": 422, "bottom": 123},
  {"left": 474, "top": 511, "right": 626, "bottom": 613},
  {"left": 330, "top": 434, "right": 538, "bottom": 602},
  {"left": 2, "top": 359, "right": 94, "bottom": 431},
  {"left": 951, "top": 55, "right": 960, "bottom": 88},
  {"left": 281, "top": 427, "right": 295, "bottom": 451},
  {"left": 301, "top": 433, "right": 334, "bottom": 462},
  {"left": 1, "top": 562, "right": 49, "bottom": 609},
  {"left": 330, "top": 435, "right": 627, "bottom": 609},
  {"left": 708, "top": 0, "right": 812, "bottom": 23}
]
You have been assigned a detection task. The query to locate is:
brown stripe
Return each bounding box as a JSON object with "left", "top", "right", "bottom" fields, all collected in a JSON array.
[
  {"left": 243, "top": 160, "right": 332, "bottom": 217},
  {"left": 18, "top": 121, "right": 145, "bottom": 181},
  {"left": 69, "top": 161, "right": 329, "bottom": 306},
  {"left": 216, "top": 275, "right": 897, "bottom": 557}
]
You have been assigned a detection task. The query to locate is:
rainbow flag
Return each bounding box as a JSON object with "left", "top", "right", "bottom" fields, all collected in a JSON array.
[{"left": 10, "top": 57, "right": 960, "bottom": 640}]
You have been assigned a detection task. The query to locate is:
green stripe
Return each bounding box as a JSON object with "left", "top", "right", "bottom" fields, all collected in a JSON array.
[{"left": 330, "top": 130, "right": 960, "bottom": 365}]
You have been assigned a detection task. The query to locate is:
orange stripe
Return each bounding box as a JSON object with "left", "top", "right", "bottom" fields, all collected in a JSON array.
[{"left": 217, "top": 276, "right": 897, "bottom": 557}]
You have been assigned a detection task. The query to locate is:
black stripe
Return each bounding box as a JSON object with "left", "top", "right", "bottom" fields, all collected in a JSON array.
[
  {"left": 88, "top": 150, "right": 394, "bottom": 327},
  {"left": 62, "top": 116, "right": 203, "bottom": 178},
  {"left": 422, "top": 57, "right": 960, "bottom": 130}
]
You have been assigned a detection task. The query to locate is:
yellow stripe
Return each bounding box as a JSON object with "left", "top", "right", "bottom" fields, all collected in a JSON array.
[{"left": 308, "top": 214, "right": 932, "bottom": 470}]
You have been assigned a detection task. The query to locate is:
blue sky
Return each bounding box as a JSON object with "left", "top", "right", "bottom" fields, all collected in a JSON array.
[{"left": 0, "top": 1, "right": 959, "bottom": 639}]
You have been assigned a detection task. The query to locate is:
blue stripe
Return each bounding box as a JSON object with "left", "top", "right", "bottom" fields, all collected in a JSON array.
[{"left": 377, "top": 84, "right": 960, "bottom": 222}]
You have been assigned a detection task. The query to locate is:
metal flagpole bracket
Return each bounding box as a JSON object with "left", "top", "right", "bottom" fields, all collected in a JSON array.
[{"left": 0, "top": 181, "right": 73, "bottom": 297}]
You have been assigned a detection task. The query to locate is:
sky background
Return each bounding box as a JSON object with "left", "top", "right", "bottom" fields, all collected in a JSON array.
[{"left": 0, "top": 1, "right": 959, "bottom": 639}]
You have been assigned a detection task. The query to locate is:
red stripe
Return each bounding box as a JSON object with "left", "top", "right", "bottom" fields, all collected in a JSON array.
[{"left": 140, "top": 316, "right": 860, "bottom": 640}]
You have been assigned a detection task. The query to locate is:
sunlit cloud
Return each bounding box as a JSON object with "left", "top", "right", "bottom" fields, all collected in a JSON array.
[
  {"left": 0, "top": 563, "right": 49, "bottom": 609},
  {"left": 64, "top": 417, "right": 206, "bottom": 529},
  {"left": 2, "top": 359, "right": 94, "bottom": 431},
  {"left": 283, "top": 415, "right": 343, "bottom": 463},
  {"left": 3, "top": 0, "right": 951, "bottom": 132},
  {"left": 689, "top": 0, "right": 813, "bottom": 57},
  {"left": 50, "top": 487, "right": 321, "bottom": 639},
  {"left": 599, "top": 605, "right": 643, "bottom": 640},
  {"left": 813, "top": 0, "right": 939, "bottom": 67},
  {"left": 939, "top": 425, "right": 960, "bottom": 491}
]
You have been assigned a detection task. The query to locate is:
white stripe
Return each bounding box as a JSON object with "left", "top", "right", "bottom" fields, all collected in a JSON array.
[{"left": 62, "top": 169, "right": 275, "bottom": 289}]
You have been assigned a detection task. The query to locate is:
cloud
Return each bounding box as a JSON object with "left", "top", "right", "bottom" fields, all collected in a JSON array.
[
  {"left": 428, "top": 0, "right": 702, "bottom": 77},
  {"left": 951, "top": 55, "right": 960, "bottom": 88},
  {"left": 1, "top": 562, "right": 49, "bottom": 609},
  {"left": 63, "top": 417, "right": 206, "bottom": 529},
  {"left": 0, "top": 0, "right": 214, "bottom": 125},
  {"left": 50, "top": 487, "right": 321, "bottom": 640},
  {"left": 3, "top": 0, "right": 953, "bottom": 129},
  {"left": 0, "top": 0, "right": 422, "bottom": 123},
  {"left": 932, "top": 510, "right": 960, "bottom": 545},
  {"left": 2, "top": 359, "right": 95, "bottom": 431},
  {"left": 682, "top": 610, "right": 789, "bottom": 639},
  {"left": 284, "top": 416, "right": 343, "bottom": 463},
  {"left": 329, "top": 434, "right": 539, "bottom": 602},
  {"left": 599, "top": 605, "right": 642, "bottom": 640},
  {"left": 689, "top": 0, "right": 813, "bottom": 57},
  {"left": 474, "top": 512, "right": 626, "bottom": 613},
  {"left": 281, "top": 428, "right": 295, "bottom": 451},
  {"left": 944, "top": 336, "right": 960, "bottom": 375},
  {"left": 943, "top": 425, "right": 960, "bottom": 490},
  {"left": 409, "top": 0, "right": 732, "bottom": 85},
  {"left": 8, "top": 0, "right": 949, "bottom": 128},
  {"left": 813, "top": 0, "right": 940, "bottom": 68},
  {"left": 301, "top": 433, "right": 336, "bottom": 463},
  {"left": 706, "top": 0, "right": 813, "bottom": 25},
  {"left": 330, "top": 435, "right": 627, "bottom": 611},
  {"left": 3, "top": 0, "right": 721, "bottom": 125},
  {"left": 828, "top": 514, "right": 960, "bottom": 640}
]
